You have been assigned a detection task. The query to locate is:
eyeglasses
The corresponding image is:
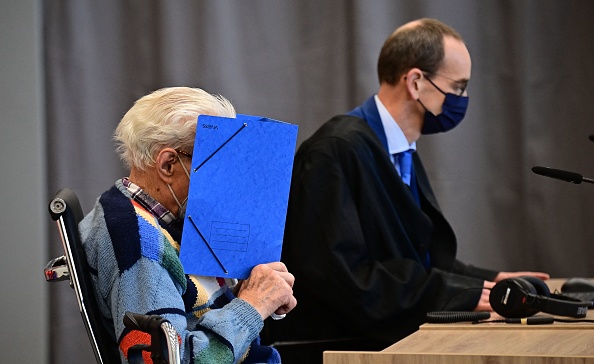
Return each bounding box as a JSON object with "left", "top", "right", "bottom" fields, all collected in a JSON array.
[
  {"left": 422, "top": 71, "right": 468, "bottom": 97},
  {"left": 175, "top": 149, "right": 193, "bottom": 159}
]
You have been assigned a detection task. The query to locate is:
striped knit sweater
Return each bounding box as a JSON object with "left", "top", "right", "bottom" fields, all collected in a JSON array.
[{"left": 80, "top": 181, "right": 280, "bottom": 363}]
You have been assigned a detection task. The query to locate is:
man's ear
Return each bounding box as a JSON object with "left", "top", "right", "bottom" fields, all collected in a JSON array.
[
  {"left": 405, "top": 68, "right": 424, "bottom": 100},
  {"left": 155, "top": 148, "right": 178, "bottom": 184}
]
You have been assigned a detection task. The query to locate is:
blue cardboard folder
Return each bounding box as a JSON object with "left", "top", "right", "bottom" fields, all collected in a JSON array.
[{"left": 179, "top": 114, "right": 298, "bottom": 279}]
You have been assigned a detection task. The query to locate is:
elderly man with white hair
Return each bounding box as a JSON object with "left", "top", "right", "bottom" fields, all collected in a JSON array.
[{"left": 80, "top": 86, "right": 297, "bottom": 364}]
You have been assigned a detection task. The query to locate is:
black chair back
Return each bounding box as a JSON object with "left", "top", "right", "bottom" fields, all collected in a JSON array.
[{"left": 48, "top": 188, "right": 120, "bottom": 363}]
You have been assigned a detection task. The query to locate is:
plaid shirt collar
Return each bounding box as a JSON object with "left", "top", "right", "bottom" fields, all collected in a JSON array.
[{"left": 122, "top": 177, "right": 180, "bottom": 227}]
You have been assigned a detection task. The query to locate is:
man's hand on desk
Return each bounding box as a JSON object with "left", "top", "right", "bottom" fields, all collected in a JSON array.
[
  {"left": 494, "top": 271, "right": 551, "bottom": 282},
  {"left": 475, "top": 280, "right": 496, "bottom": 311}
]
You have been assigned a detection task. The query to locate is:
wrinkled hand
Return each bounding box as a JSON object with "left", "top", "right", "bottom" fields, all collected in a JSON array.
[
  {"left": 494, "top": 271, "right": 550, "bottom": 282},
  {"left": 474, "top": 280, "right": 495, "bottom": 312},
  {"left": 237, "top": 262, "right": 297, "bottom": 320}
]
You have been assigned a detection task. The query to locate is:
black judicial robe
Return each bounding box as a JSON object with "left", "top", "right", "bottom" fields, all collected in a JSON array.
[{"left": 263, "top": 96, "right": 498, "bottom": 351}]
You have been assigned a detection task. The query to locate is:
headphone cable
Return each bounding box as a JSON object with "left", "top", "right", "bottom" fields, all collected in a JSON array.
[
  {"left": 473, "top": 316, "right": 594, "bottom": 325},
  {"left": 426, "top": 311, "right": 491, "bottom": 323},
  {"left": 472, "top": 316, "right": 554, "bottom": 325}
]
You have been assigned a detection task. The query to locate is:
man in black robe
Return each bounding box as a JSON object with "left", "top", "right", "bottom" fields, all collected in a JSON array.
[{"left": 263, "top": 18, "right": 549, "bottom": 363}]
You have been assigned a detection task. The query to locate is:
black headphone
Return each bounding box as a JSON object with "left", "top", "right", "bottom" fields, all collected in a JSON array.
[{"left": 489, "top": 277, "right": 589, "bottom": 318}]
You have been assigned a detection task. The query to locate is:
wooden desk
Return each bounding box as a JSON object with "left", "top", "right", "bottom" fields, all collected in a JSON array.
[{"left": 324, "top": 279, "right": 594, "bottom": 364}]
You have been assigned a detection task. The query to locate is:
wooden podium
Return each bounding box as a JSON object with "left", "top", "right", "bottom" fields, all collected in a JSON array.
[{"left": 324, "top": 279, "right": 594, "bottom": 364}]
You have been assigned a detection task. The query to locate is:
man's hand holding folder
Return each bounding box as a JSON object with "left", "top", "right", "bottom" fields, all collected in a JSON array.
[{"left": 236, "top": 262, "right": 297, "bottom": 319}]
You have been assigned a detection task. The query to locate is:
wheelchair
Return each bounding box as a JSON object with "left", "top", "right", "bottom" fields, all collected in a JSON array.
[{"left": 44, "top": 188, "right": 180, "bottom": 364}]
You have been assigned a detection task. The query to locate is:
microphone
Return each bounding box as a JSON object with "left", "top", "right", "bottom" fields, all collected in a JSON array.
[{"left": 532, "top": 166, "right": 594, "bottom": 185}]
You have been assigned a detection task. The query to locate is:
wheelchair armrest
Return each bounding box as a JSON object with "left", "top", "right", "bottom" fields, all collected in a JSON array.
[{"left": 124, "top": 312, "right": 180, "bottom": 364}]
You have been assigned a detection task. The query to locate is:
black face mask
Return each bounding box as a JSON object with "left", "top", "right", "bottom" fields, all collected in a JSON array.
[{"left": 418, "top": 76, "right": 469, "bottom": 134}]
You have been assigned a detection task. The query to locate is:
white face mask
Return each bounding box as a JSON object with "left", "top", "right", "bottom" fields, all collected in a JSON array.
[{"left": 167, "top": 152, "right": 191, "bottom": 219}]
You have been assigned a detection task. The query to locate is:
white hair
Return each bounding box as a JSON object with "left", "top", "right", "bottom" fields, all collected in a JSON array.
[{"left": 114, "top": 87, "right": 236, "bottom": 170}]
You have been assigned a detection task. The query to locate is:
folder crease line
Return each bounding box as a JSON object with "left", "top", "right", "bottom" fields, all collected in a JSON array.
[
  {"left": 193, "top": 123, "right": 248, "bottom": 173},
  {"left": 187, "top": 215, "right": 228, "bottom": 274}
]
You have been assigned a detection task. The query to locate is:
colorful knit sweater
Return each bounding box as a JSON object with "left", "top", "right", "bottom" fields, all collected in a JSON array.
[{"left": 79, "top": 181, "right": 280, "bottom": 363}]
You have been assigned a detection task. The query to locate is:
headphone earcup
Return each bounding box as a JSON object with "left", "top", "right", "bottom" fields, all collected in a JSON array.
[
  {"left": 513, "top": 277, "right": 538, "bottom": 294},
  {"left": 521, "top": 276, "right": 550, "bottom": 297},
  {"left": 491, "top": 277, "right": 589, "bottom": 319},
  {"left": 489, "top": 278, "right": 540, "bottom": 318}
]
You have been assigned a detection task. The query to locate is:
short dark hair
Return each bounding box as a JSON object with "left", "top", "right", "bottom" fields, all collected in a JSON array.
[{"left": 377, "top": 18, "right": 464, "bottom": 85}]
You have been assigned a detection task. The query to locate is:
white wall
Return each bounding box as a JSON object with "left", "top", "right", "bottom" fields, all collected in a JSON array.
[{"left": 0, "top": 0, "right": 48, "bottom": 362}]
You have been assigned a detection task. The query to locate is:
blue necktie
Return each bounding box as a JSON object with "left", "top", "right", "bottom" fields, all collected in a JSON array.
[
  {"left": 398, "top": 149, "right": 414, "bottom": 186},
  {"left": 397, "top": 150, "right": 429, "bottom": 268},
  {"left": 397, "top": 149, "right": 421, "bottom": 205}
]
